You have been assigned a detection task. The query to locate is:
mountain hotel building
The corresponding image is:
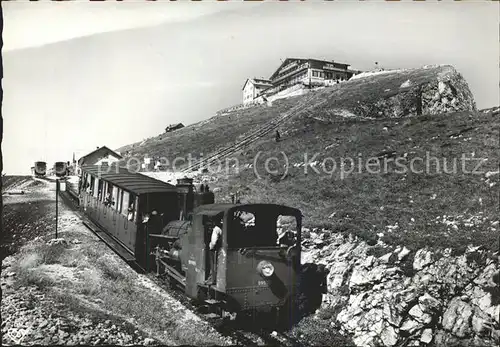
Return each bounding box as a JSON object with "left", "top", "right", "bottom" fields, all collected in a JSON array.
[{"left": 242, "top": 57, "right": 356, "bottom": 104}]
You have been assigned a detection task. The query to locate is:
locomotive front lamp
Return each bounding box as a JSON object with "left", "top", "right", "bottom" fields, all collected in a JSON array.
[{"left": 257, "top": 261, "right": 275, "bottom": 278}]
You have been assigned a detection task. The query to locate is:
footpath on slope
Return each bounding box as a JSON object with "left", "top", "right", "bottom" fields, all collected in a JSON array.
[
  {"left": 181, "top": 91, "right": 328, "bottom": 173},
  {"left": 1, "top": 178, "right": 232, "bottom": 346}
]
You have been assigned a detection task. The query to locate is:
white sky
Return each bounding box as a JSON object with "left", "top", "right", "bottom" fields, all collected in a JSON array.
[
  {"left": 2, "top": 1, "right": 499, "bottom": 175},
  {"left": 2, "top": 0, "right": 251, "bottom": 51}
]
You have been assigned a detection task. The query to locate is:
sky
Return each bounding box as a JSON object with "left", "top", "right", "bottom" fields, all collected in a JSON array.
[{"left": 2, "top": 0, "right": 499, "bottom": 175}]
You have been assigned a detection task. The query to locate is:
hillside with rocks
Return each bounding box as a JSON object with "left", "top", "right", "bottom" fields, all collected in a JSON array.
[
  {"left": 299, "top": 230, "right": 499, "bottom": 346},
  {"left": 113, "top": 64, "right": 499, "bottom": 346}
]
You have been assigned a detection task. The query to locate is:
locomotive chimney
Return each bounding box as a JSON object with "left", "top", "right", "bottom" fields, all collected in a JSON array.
[{"left": 176, "top": 177, "right": 194, "bottom": 220}]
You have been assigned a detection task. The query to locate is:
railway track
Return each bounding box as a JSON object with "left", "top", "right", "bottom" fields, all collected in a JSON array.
[
  {"left": 147, "top": 273, "right": 308, "bottom": 347},
  {"left": 56, "top": 189, "right": 310, "bottom": 347},
  {"left": 181, "top": 92, "right": 328, "bottom": 174}
]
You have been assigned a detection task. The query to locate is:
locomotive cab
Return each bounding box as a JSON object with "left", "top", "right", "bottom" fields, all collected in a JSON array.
[{"left": 179, "top": 203, "right": 313, "bottom": 320}]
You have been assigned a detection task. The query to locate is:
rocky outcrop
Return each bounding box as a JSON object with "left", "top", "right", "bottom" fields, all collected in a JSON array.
[
  {"left": 302, "top": 231, "right": 499, "bottom": 347},
  {"left": 347, "top": 65, "right": 477, "bottom": 119}
]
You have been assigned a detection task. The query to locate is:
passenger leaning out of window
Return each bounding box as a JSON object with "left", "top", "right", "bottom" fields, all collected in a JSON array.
[
  {"left": 127, "top": 203, "right": 135, "bottom": 221},
  {"left": 105, "top": 192, "right": 112, "bottom": 207}
]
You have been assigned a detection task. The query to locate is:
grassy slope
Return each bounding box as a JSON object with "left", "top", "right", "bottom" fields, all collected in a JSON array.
[
  {"left": 118, "top": 97, "right": 299, "bottom": 162},
  {"left": 117, "top": 66, "right": 460, "bottom": 162},
  {"left": 116, "top": 66, "right": 497, "bottom": 251},
  {"left": 218, "top": 110, "right": 498, "bottom": 252}
]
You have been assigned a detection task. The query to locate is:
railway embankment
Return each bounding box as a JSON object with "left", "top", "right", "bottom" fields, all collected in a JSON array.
[{"left": 1, "top": 178, "right": 232, "bottom": 346}]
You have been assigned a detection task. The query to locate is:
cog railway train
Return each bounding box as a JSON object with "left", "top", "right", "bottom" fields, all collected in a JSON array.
[
  {"left": 77, "top": 163, "right": 327, "bottom": 323},
  {"left": 33, "top": 161, "right": 69, "bottom": 178},
  {"left": 34, "top": 161, "right": 47, "bottom": 177}
]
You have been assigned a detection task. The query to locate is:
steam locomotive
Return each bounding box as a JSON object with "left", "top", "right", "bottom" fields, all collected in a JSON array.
[{"left": 78, "top": 164, "right": 327, "bottom": 323}]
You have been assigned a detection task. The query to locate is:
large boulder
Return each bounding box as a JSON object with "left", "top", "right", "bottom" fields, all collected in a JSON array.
[{"left": 324, "top": 65, "right": 476, "bottom": 119}]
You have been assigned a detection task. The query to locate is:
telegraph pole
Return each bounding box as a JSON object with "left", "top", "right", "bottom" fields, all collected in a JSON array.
[{"left": 55, "top": 179, "right": 59, "bottom": 238}]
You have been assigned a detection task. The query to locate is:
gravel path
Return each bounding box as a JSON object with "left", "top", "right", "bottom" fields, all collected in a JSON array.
[{"left": 1, "top": 177, "right": 232, "bottom": 346}]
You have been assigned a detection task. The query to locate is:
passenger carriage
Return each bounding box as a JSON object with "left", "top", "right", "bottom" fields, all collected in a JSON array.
[{"left": 78, "top": 164, "right": 213, "bottom": 268}]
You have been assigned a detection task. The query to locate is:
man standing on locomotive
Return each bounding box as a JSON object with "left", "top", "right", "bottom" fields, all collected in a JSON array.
[{"left": 206, "top": 217, "right": 223, "bottom": 284}]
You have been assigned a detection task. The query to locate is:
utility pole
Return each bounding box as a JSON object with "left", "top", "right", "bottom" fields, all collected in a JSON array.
[{"left": 55, "top": 179, "right": 59, "bottom": 238}]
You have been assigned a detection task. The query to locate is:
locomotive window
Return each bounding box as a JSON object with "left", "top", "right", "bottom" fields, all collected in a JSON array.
[
  {"left": 228, "top": 211, "right": 266, "bottom": 248},
  {"left": 277, "top": 215, "right": 298, "bottom": 247},
  {"left": 227, "top": 208, "right": 300, "bottom": 248}
]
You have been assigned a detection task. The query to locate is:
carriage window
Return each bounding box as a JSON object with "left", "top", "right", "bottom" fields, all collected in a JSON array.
[
  {"left": 85, "top": 174, "right": 92, "bottom": 190},
  {"left": 104, "top": 183, "right": 115, "bottom": 207},
  {"left": 100, "top": 182, "right": 107, "bottom": 202},
  {"left": 116, "top": 188, "right": 122, "bottom": 212},
  {"left": 97, "top": 180, "right": 104, "bottom": 200},
  {"left": 93, "top": 178, "right": 99, "bottom": 198},
  {"left": 121, "top": 191, "right": 130, "bottom": 217},
  {"left": 89, "top": 176, "right": 96, "bottom": 196},
  {"left": 112, "top": 186, "right": 119, "bottom": 209},
  {"left": 82, "top": 174, "right": 87, "bottom": 190},
  {"left": 131, "top": 195, "right": 138, "bottom": 222}
]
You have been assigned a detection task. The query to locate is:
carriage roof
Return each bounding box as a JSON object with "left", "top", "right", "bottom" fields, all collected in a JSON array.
[{"left": 80, "top": 164, "right": 177, "bottom": 195}]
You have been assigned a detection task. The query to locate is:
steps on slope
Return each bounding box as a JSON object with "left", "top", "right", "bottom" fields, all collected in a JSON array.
[{"left": 181, "top": 92, "right": 327, "bottom": 173}]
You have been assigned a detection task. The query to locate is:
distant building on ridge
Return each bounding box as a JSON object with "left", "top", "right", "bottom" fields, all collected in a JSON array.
[
  {"left": 165, "top": 123, "right": 185, "bottom": 133},
  {"left": 242, "top": 78, "right": 273, "bottom": 105}
]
